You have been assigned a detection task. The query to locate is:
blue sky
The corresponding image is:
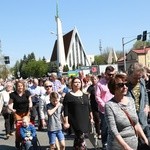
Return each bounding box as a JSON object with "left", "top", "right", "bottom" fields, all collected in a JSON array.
[{"left": 0, "top": 0, "right": 150, "bottom": 67}]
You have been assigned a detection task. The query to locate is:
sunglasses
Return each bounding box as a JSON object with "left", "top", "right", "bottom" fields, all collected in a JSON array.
[
  {"left": 107, "top": 73, "right": 114, "bottom": 77},
  {"left": 45, "top": 85, "right": 52, "bottom": 88},
  {"left": 116, "top": 82, "right": 128, "bottom": 88}
]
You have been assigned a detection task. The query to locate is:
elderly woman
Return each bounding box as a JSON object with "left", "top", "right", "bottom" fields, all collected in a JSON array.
[
  {"left": 105, "top": 73, "right": 148, "bottom": 150},
  {"left": 1, "top": 82, "right": 14, "bottom": 139},
  {"left": 39, "top": 80, "right": 54, "bottom": 128}
]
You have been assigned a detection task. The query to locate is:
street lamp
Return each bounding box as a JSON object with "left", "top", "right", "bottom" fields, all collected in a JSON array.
[{"left": 122, "top": 35, "right": 142, "bottom": 72}]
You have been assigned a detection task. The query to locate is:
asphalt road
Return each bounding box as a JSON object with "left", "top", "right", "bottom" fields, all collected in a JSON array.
[{"left": 0, "top": 115, "right": 102, "bottom": 150}]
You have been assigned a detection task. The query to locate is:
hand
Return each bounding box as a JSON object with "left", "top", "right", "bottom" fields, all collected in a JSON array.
[
  {"left": 144, "top": 105, "right": 149, "bottom": 116},
  {"left": 12, "top": 109, "right": 16, "bottom": 113},
  {"left": 90, "top": 118, "right": 94, "bottom": 124},
  {"left": 24, "top": 137, "right": 29, "bottom": 141},
  {"left": 56, "top": 102, "right": 61, "bottom": 108},
  {"left": 144, "top": 137, "right": 149, "bottom": 146},
  {"left": 29, "top": 136, "right": 33, "bottom": 140},
  {"left": 42, "top": 119, "right": 47, "bottom": 127},
  {"left": 63, "top": 122, "right": 70, "bottom": 129},
  {"left": 123, "top": 145, "right": 134, "bottom": 150}
]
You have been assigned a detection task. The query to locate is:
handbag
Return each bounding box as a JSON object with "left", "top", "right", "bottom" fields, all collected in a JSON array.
[
  {"left": 1, "top": 106, "right": 12, "bottom": 115},
  {"left": 120, "top": 107, "right": 137, "bottom": 136},
  {"left": 120, "top": 107, "right": 150, "bottom": 150}
]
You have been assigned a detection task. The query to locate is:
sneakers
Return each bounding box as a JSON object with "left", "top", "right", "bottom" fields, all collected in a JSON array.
[
  {"left": 94, "top": 134, "right": 101, "bottom": 139},
  {"left": 10, "top": 132, "right": 15, "bottom": 136},
  {"left": 6, "top": 134, "right": 10, "bottom": 139},
  {"left": 102, "top": 143, "right": 107, "bottom": 150},
  {"left": 98, "top": 134, "right": 101, "bottom": 139}
]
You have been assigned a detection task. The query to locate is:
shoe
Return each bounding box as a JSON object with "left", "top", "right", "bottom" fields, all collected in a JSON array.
[
  {"left": 102, "top": 143, "right": 107, "bottom": 150},
  {"left": 6, "top": 134, "right": 10, "bottom": 139},
  {"left": 10, "top": 132, "right": 15, "bottom": 136},
  {"left": 98, "top": 134, "right": 101, "bottom": 139}
]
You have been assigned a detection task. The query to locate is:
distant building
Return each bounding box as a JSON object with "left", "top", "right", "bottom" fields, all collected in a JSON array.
[
  {"left": 117, "top": 47, "right": 150, "bottom": 71},
  {"left": 107, "top": 48, "right": 118, "bottom": 64}
]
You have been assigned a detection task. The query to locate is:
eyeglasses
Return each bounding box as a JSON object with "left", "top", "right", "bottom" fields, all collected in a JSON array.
[
  {"left": 45, "top": 85, "right": 52, "bottom": 88},
  {"left": 115, "top": 82, "right": 128, "bottom": 88}
]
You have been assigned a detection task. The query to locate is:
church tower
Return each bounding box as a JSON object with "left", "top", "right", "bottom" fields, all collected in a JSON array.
[{"left": 55, "top": 1, "right": 66, "bottom": 69}]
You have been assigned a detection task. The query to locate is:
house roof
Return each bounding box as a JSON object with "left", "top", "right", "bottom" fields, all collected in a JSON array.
[
  {"left": 117, "top": 47, "right": 150, "bottom": 62},
  {"left": 50, "top": 30, "right": 74, "bottom": 61},
  {"left": 132, "top": 48, "right": 150, "bottom": 54},
  {"left": 117, "top": 56, "right": 124, "bottom": 62}
]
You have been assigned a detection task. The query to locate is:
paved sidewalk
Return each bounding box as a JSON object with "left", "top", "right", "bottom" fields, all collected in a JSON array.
[{"left": 0, "top": 115, "right": 102, "bottom": 150}]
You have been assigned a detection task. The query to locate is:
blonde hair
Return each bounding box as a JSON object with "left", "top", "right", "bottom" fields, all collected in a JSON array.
[
  {"left": 50, "top": 92, "right": 59, "bottom": 102},
  {"left": 22, "top": 116, "right": 30, "bottom": 122}
]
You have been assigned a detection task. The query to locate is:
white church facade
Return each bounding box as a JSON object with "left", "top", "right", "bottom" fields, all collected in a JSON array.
[
  {"left": 50, "top": 27, "right": 91, "bottom": 70},
  {"left": 50, "top": 4, "right": 91, "bottom": 71}
]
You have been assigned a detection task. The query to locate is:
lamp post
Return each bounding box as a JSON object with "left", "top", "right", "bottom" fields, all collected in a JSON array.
[{"left": 122, "top": 36, "right": 139, "bottom": 72}]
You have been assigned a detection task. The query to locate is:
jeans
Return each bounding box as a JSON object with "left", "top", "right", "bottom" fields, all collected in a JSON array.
[
  {"left": 47, "top": 130, "right": 65, "bottom": 144},
  {"left": 92, "top": 110, "right": 101, "bottom": 135},
  {"left": 23, "top": 137, "right": 37, "bottom": 150},
  {"left": 99, "top": 112, "right": 108, "bottom": 147},
  {"left": 30, "top": 103, "right": 42, "bottom": 130}
]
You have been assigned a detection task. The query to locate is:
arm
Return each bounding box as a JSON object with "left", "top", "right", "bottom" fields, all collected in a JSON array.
[
  {"left": 135, "top": 123, "right": 148, "bottom": 145},
  {"left": 89, "top": 111, "right": 94, "bottom": 123},
  {"left": 20, "top": 127, "right": 26, "bottom": 140},
  {"left": 115, "top": 135, "right": 134, "bottom": 150},
  {"left": 141, "top": 79, "right": 149, "bottom": 115},
  {"left": 63, "top": 116, "right": 70, "bottom": 129},
  {"left": 30, "top": 125, "right": 37, "bottom": 138},
  {"left": 8, "top": 99, "right": 16, "bottom": 113},
  {"left": 63, "top": 95, "right": 70, "bottom": 129},
  {"left": 28, "top": 96, "right": 32, "bottom": 109},
  {"left": 144, "top": 92, "right": 149, "bottom": 116},
  {"left": 95, "top": 83, "right": 105, "bottom": 108},
  {"left": 39, "top": 97, "right": 46, "bottom": 126},
  {"left": 47, "top": 102, "right": 61, "bottom": 116},
  {"left": 0, "top": 93, "right": 4, "bottom": 113}
]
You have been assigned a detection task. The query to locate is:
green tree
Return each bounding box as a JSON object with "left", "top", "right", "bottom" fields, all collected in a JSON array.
[
  {"left": 132, "top": 41, "right": 150, "bottom": 49},
  {"left": 49, "top": 62, "right": 58, "bottom": 73},
  {"left": 72, "top": 64, "right": 75, "bottom": 70},
  {"left": 21, "top": 60, "right": 49, "bottom": 78},
  {"left": 12, "top": 52, "right": 49, "bottom": 78},
  {"left": 63, "top": 65, "right": 69, "bottom": 72}
]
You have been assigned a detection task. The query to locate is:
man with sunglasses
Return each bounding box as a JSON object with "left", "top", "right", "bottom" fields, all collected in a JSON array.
[{"left": 95, "top": 65, "right": 115, "bottom": 150}]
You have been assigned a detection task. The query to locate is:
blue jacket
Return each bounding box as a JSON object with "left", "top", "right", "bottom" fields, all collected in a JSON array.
[
  {"left": 127, "top": 78, "right": 149, "bottom": 129},
  {"left": 20, "top": 124, "right": 36, "bottom": 140}
]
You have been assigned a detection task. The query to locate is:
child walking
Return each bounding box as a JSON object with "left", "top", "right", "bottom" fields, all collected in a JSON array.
[
  {"left": 47, "top": 92, "right": 65, "bottom": 150},
  {"left": 20, "top": 116, "right": 37, "bottom": 150}
]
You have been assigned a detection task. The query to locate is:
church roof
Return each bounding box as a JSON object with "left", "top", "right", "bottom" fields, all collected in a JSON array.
[{"left": 50, "top": 30, "right": 74, "bottom": 61}]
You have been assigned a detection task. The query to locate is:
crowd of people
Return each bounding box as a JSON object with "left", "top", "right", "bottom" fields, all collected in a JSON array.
[{"left": 0, "top": 62, "right": 150, "bottom": 150}]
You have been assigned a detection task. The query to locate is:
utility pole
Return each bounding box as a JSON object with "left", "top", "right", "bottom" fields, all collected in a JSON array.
[{"left": 99, "top": 39, "right": 102, "bottom": 55}]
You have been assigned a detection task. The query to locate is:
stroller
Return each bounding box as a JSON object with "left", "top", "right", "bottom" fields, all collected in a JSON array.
[{"left": 15, "top": 120, "right": 42, "bottom": 150}]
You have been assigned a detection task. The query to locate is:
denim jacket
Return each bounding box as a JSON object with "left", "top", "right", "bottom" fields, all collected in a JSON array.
[{"left": 127, "top": 78, "right": 149, "bottom": 129}]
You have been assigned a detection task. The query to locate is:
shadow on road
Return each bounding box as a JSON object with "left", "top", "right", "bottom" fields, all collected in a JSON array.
[{"left": 0, "top": 145, "right": 16, "bottom": 150}]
